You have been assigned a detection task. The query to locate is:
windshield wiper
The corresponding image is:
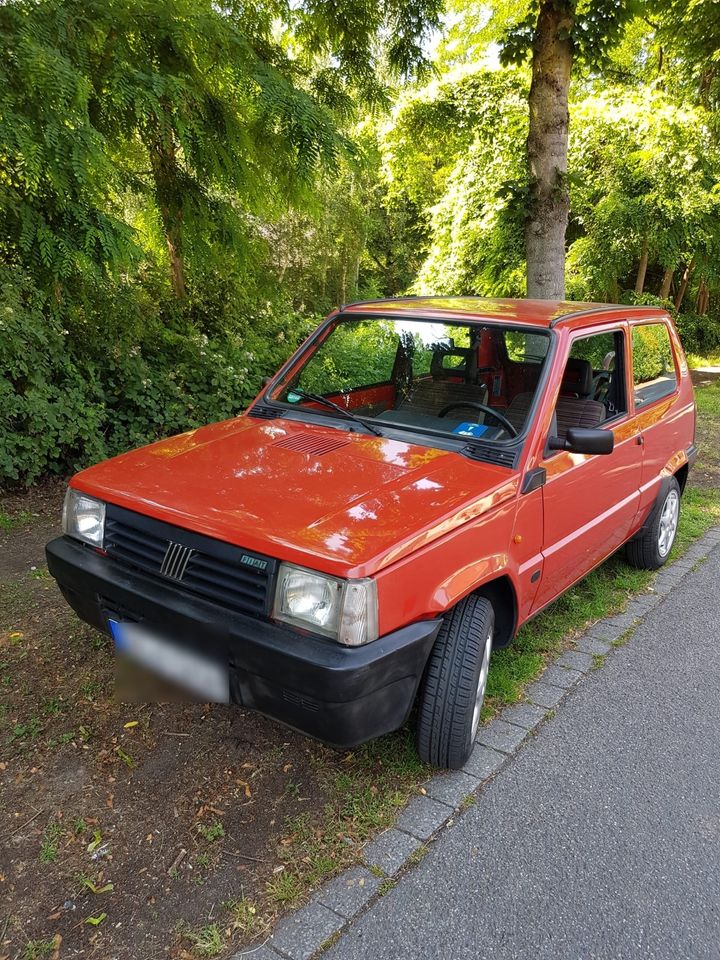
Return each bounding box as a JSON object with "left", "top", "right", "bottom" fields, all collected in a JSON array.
[{"left": 288, "top": 388, "right": 384, "bottom": 437}]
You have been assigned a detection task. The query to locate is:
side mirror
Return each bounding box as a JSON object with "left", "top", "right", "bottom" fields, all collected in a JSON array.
[
  {"left": 261, "top": 376, "right": 272, "bottom": 387},
  {"left": 548, "top": 427, "right": 614, "bottom": 455}
]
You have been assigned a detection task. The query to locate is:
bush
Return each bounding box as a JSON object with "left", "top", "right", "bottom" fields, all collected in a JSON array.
[
  {"left": 619, "top": 288, "right": 720, "bottom": 359},
  {"left": 674, "top": 312, "right": 720, "bottom": 358},
  {"left": 631, "top": 323, "right": 674, "bottom": 383},
  {"left": 0, "top": 269, "right": 309, "bottom": 487}
]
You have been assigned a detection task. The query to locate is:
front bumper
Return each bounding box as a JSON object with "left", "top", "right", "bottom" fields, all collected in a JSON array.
[{"left": 46, "top": 536, "right": 441, "bottom": 748}]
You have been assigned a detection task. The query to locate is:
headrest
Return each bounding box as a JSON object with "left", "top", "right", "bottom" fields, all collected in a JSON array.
[
  {"left": 561, "top": 357, "right": 593, "bottom": 397},
  {"left": 430, "top": 346, "right": 477, "bottom": 382}
]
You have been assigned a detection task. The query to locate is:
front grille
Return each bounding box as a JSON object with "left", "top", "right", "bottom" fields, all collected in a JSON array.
[{"left": 104, "top": 504, "right": 276, "bottom": 618}]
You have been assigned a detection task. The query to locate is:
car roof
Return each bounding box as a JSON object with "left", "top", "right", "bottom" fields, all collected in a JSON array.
[{"left": 339, "top": 297, "right": 668, "bottom": 330}]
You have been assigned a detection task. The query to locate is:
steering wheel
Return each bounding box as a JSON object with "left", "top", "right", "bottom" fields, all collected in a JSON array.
[{"left": 438, "top": 401, "right": 518, "bottom": 438}]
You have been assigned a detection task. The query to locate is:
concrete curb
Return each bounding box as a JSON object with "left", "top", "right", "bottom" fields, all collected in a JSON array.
[{"left": 230, "top": 525, "right": 720, "bottom": 960}]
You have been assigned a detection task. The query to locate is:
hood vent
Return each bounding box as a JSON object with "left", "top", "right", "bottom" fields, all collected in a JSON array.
[
  {"left": 247, "top": 404, "right": 280, "bottom": 420},
  {"left": 463, "top": 443, "right": 519, "bottom": 468},
  {"left": 272, "top": 433, "right": 351, "bottom": 456}
]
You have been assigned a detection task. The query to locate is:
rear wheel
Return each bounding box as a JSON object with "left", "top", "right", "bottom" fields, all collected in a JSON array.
[
  {"left": 626, "top": 477, "right": 681, "bottom": 570},
  {"left": 416, "top": 595, "right": 494, "bottom": 770}
]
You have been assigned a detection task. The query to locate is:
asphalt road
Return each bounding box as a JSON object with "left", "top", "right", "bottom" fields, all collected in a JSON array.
[{"left": 326, "top": 546, "right": 720, "bottom": 960}]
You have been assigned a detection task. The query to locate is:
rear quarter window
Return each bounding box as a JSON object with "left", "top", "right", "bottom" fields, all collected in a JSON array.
[{"left": 632, "top": 323, "right": 678, "bottom": 407}]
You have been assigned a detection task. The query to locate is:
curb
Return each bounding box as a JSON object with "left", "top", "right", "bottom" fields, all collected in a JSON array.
[{"left": 231, "top": 526, "right": 720, "bottom": 960}]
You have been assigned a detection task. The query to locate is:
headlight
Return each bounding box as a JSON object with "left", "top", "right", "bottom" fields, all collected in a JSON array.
[
  {"left": 62, "top": 488, "right": 105, "bottom": 547},
  {"left": 273, "top": 563, "right": 378, "bottom": 647}
]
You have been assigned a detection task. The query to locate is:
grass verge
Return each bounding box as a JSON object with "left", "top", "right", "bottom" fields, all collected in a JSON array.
[
  {"left": 483, "top": 486, "right": 720, "bottom": 719},
  {"left": 687, "top": 352, "right": 720, "bottom": 369}
]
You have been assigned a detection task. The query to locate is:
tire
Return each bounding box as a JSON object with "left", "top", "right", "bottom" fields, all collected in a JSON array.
[
  {"left": 625, "top": 477, "right": 681, "bottom": 570},
  {"left": 416, "top": 595, "right": 494, "bottom": 770}
]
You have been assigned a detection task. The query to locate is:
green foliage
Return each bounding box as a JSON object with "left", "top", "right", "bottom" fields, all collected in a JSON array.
[
  {"left": 501, "top": 0, "right": 638, "bottom": 70},
  {"left": 0, "top": 267, "right": 302, "bottom": 485},
  {"left": 384, "top": 65, "right": 530, "bottom": 297},
  {"left": 296, "top": 320, "right": 400, "bottom": 395},
  {"left": 566, "top": 90, "right": 720, "bottom": 301},
  {"left": 675, "top": 313, "right": 720, "bottom": 358},
  {"left": 3, "top": 0, "right": 720, "bottom": 488},
  {"left": 0, "top": 0, "right": 441, "bottom": 487},
  {"left": 631, "top": 323, "right": 674, "bottom": 384}
]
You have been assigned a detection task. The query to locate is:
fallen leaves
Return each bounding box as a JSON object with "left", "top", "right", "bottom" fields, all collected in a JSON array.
[
  {"left": 85, "top": 913, "right": 107, "bottom": 926},
  {"left": 235, "top": 780, "right": 252, "bottom": 799}
]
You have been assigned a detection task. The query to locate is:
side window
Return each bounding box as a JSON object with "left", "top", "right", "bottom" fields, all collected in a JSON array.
[
  {"left": 632, "top": 323, "right": 677, "bottom": 407},
  {"left": 548, "top": 329, "right": 627, "bottom": 450},
  {"left": 565, "top": 330, "right": 627, "bottom": 419}
]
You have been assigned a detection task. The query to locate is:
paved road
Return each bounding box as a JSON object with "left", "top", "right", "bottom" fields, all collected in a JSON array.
[{"left": 327, "top": 547, "right": 720, "bottom": 960}]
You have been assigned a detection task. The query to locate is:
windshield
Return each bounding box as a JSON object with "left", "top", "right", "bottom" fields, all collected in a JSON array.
[{"left": 269, "top": 316, "right": 551, "bottom": 444}]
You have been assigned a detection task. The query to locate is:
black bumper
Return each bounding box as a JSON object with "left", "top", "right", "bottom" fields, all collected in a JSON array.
[{"left": 46, "top": 536, "right": 441, "bottom": 748}]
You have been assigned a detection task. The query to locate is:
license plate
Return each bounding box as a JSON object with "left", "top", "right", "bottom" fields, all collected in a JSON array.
[{"left": 108, "top": 619, "right": 228, "bottom": 703}]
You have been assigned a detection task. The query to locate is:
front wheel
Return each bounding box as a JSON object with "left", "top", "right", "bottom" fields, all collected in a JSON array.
[
  {"left": 626, "top": 477, "right": 681, "bottom": 570},
  {"left": 416, "top": 595, "right": 494, "bottom": 769}
]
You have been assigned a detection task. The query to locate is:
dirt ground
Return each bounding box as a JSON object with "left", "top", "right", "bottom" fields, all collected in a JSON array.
[{"left": 0, "top": 484, "right": 424, "bottom": 960}]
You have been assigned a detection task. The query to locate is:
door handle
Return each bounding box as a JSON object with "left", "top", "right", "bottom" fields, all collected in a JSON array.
[{"left": 636, "top": 434, "right": 644, "bottom": 446}]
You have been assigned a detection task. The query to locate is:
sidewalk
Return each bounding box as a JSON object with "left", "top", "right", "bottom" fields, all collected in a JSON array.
[{"left": 319, "top": 541, "right": 720, "bottom": 960}]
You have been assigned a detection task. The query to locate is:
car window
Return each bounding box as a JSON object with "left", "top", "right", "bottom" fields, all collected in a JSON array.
[
  {"left": 504, "top": 331, "right": 549, "bottom": 363},
  {"left": 632, "top": 323, "right": 677, "bottom": 407},
  {"left": 548, "top": 330, "right": 627, "bottom": 446},
  {"left": 271, "top": 317, "right": 552, "bottom": 444},
  {"left": 567, "top": 330, "right": 627, "bottom": 417}
]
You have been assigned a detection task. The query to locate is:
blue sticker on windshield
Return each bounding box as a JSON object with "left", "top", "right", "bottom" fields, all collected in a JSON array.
[
  {"left": 452, "top": 422, "right": 490, "bottom": 438},
  {"left": 287, "top": 391, "right": 301, "bottom": 403}
]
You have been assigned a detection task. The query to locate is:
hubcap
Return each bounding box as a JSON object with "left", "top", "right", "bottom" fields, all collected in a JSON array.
[
  {"left": 471, "top": 627, "right": 493, "bottom": 738},
  {"left": 658, "top": 489, "right": 679, "bottom": 558}
]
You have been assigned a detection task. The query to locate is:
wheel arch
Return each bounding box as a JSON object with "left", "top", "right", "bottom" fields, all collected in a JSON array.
[
  {"left": 473, "top": 574, "right": 518, "bottom": 649},
  {"left": 674, "top": 462, "right": 689, "bottom": 494}
]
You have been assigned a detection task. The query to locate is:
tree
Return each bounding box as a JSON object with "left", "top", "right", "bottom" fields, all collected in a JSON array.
[
  {"left": 565, "top": 90, "right": 720, "bottom": 303},
  {"left": 502, "top": 0, "right": 636, "bottom": 299},
  {"left": 0, "top": 0, "right": 442, "bottom": 301}
]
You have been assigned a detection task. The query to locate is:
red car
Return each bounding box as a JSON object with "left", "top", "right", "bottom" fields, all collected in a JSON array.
[{"left": 47, "top": 298, "right": 696, "bottom": 768}]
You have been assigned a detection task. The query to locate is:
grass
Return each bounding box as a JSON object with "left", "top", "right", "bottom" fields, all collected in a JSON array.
[
  {"left": 196, "top": 820, "right": 225, "bottom": 843},
  {"left": 377, "top": 878, "right": 397, "bottom": 896},
  {"left": 406, "top": 844, "right": 429, "bottom": 866},
  {"left": 226, "top": 897, "right": 265, "bottom": 937},
  {"left": 687, "top": 352, "right": 720, "bottom": 369},
  {"left": 0, "top": 508, "right": 33, "bottom": 532},
  {"left": 181, "top": 923, "right": 223, "bottom": 958},
  {"left": 39, "top": 819, "right": 63, "bottom": 863},
  {"left": 265, "top": 868, "right": 305, "bottom": 906},
  {"left": 20, "top": 939, "right": 55, "bottom": 960},
  {"left": 695, "top": 379, "right": 720, "bottom": 417},
  {"left": 693, "top": 382, "right": 720, "bottom": 487}
]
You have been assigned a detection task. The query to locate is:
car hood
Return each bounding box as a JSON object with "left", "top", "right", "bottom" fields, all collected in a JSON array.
[{"left": 73, "top": 415, "right": 518, "bottom": 578}]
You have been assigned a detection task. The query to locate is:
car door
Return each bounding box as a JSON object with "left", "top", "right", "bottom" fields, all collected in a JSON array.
[{"left": 532, "top": 324, "right": 643, "bottom": 613}]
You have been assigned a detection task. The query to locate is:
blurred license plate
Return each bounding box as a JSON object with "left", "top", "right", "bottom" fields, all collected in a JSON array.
[{"left": 108, "top": 619, "right": 228, "bottom": 702}]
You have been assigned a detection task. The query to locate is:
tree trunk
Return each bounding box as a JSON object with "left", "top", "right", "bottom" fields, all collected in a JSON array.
[
  {"left": 674, "top": 258, "right": 695, "bottom": 311},
  {"left": 696, "top": 277, "right": 709, "bottom": 314},
  {"left": 634, "top": 239, "right": 649, "bottom": 294},
  {"left": 659, "top": 267, "right": 673, "bottom": 299},
  {"left": 525, "top": 0, "right": 575, "bottom": 301},
  {"left": 149, "top": 136, "right": 186, "bottom": 299}
]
